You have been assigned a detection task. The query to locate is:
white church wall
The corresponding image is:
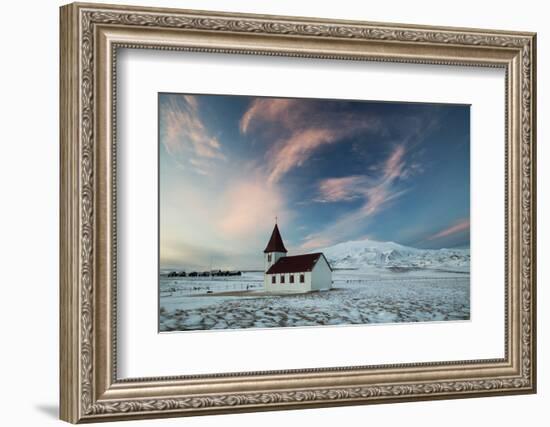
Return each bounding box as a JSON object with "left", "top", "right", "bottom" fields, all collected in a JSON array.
[
  {"left": 310, "top": 258, "right": 332, "bottom": 291},
  {"left": 305, "top": 272, "right": 313, "bottom": 291},
  {"left": 264, "top": 274, "right": 272, "bottom": 292},
  {"left": 286, "top": 272, "right": 309, "bottom": 292},
  {"left": 265, "top": 272, "right": 310, "bottom": 293}
]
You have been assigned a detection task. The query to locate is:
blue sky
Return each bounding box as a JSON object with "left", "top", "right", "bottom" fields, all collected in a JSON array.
[{"left": 159, "top": 93, "right": 470, "bottom": 270}]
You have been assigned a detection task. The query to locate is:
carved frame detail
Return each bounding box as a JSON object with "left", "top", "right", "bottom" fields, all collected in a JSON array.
[{"left": 60, "top": 2, "right": 536, "bottom": 423}]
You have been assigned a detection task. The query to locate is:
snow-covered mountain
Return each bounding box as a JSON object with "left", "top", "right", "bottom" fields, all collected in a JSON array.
[{"left": 319, "top": 239, "right": 470, "bottom": 271}]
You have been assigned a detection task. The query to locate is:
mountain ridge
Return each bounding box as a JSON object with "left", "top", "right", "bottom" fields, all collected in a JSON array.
[{"left": 317, "top": 238, "right": 470, "bottom": 270}]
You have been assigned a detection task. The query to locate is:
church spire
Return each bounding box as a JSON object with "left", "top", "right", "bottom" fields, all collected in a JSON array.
[{"left": 264, "top": 223, "right": 288, "bottom": 253}]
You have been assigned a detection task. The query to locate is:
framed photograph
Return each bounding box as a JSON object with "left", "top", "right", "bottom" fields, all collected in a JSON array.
[
  {"left": 157, "top": 93, "right": 472, "bottom": 332},
  {"left": 60, "top": 2, "right": 537, "bottom": 423}
]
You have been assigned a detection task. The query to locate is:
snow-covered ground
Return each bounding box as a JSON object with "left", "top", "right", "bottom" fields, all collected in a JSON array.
[
  {"left": 159, "top": 269, "right": 469, "bottom": 332},
  {"left": 159, "top": 239, "right": 470, "bottom": 332}
]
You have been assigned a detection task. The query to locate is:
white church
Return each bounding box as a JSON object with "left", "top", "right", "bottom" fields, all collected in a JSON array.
[{"left": 263, "top": 223, "right": 333, "bottom": 293}]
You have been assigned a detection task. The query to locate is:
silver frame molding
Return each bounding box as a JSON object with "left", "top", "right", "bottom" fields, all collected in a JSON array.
[{"left": 60, "top": 2, "right": 537, "bottom": 423}]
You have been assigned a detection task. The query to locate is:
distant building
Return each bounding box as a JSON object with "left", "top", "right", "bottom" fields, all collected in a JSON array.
[{"left": 263, "top": 223, "right": 332, "bottom": 293}]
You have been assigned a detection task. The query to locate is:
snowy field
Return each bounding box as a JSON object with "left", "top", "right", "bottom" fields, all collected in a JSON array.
[{"left": 159, "top": 268, "right": 470, "bottom": 332}]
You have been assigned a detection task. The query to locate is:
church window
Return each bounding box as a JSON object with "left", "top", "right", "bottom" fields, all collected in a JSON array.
[
  {"left": 300, "top": 274, "right": 305, "bottom": 283},
  {"left": 271, "top": 275, "right": 276, "bottom": 284},
  {"left": 280, "top": 275, "right": 285, "bottom": 284},
  {"left": 290, "top": 274, "right": 295, "bottom": 283},
  {"left": 267, "top": 254, "right": 272, "bottom": 262}
]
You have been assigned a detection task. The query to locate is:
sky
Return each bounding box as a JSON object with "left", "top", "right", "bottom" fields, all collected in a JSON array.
[{"left": 159, "top": 93, "right": 470, "bottom": 270}]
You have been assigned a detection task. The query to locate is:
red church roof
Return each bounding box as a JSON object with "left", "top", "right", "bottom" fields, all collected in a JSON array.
[
  {"left": 266, "top": 253, "right": 332, "bottom": 274},
  {"left": 263, "top": 224, "right": 288, "bottom": 253}
]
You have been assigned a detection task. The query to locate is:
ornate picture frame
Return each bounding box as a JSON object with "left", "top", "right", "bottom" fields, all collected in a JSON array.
[{"left": 60, "top": 2, "right": 536, "bottom": 423}]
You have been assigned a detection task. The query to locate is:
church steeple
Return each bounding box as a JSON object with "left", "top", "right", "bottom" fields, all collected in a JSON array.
[
  {"left": 263, "top": 223, "right": 287, "bottom": 273},
  {"left": 264, "top": 223, "right": 288, "bottom": 253}
]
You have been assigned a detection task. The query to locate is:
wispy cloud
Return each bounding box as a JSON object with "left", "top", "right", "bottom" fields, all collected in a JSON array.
[
  {"left": 182, "top": 94, "right": 199, "bottom": 111},
  {"left": 301, "top": 144, "right": 417, "bottom": 250},
  {"left": 316, "top": 175, "right": 371, "bottom": 203},
  {"left": 266, "top": 128, "right": 341, "bottom": 184},
  {"left": 384, "top": 145, "right": 406, "bottom": 179},
  {"left": 217, "top": 176, "right": 289, "bottom": 240},
  {"left": 300, "top": 236, "right": 333, "bottom": 250},
  {"left": 161, "top": 95, "right": 225, "bottom": 175},
  {"left": 427, "top": 219, "right": 470, "bottom": 241},
  {"left": 240, "top": 98, "right": 296, "bottom": 134},
  {"left": 240, "top": 98, "right": 380, "bottom": 184}
]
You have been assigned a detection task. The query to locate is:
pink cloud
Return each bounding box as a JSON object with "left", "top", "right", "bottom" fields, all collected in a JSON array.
[
  {"left": 362, "top": 184, "right": 406, "bottom": 216},
  {"left": 240, "top": 98, "right": 380, "bottom": 183},
  {"left": 384, "top": 145, "right": 406, "bottom": 179},
  {"left": 162, "top": 95, "right": 225, "bottom": 174},
  {"left": 317, "top": 175, "right": 370, "bottom": 202},
  {"left": 266, "top": 128, "right": 341, "bottom": 185},
  {"left": 240, "top": 98, "right": 296, "bottom": 134},
  {"left": 182, "top": 94, "right": 199, "bottom": 111},
  {"left": 217, "top": 178, "right": 288, "bottom": 240},
  {"left": 428, "top": 219, "right": 470, "bottom": 241},
  {"left": 300, "top": 236, "right": 332, "bottom": 250},
  {"left": 264, "top": 122, "right": 382, "bottom": 184},
  {"left": 301, "top": 145, "right": 415, "bottom": 250},
  {"left": 316, "top": 144, "right": 409, "bottom": 206}
]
